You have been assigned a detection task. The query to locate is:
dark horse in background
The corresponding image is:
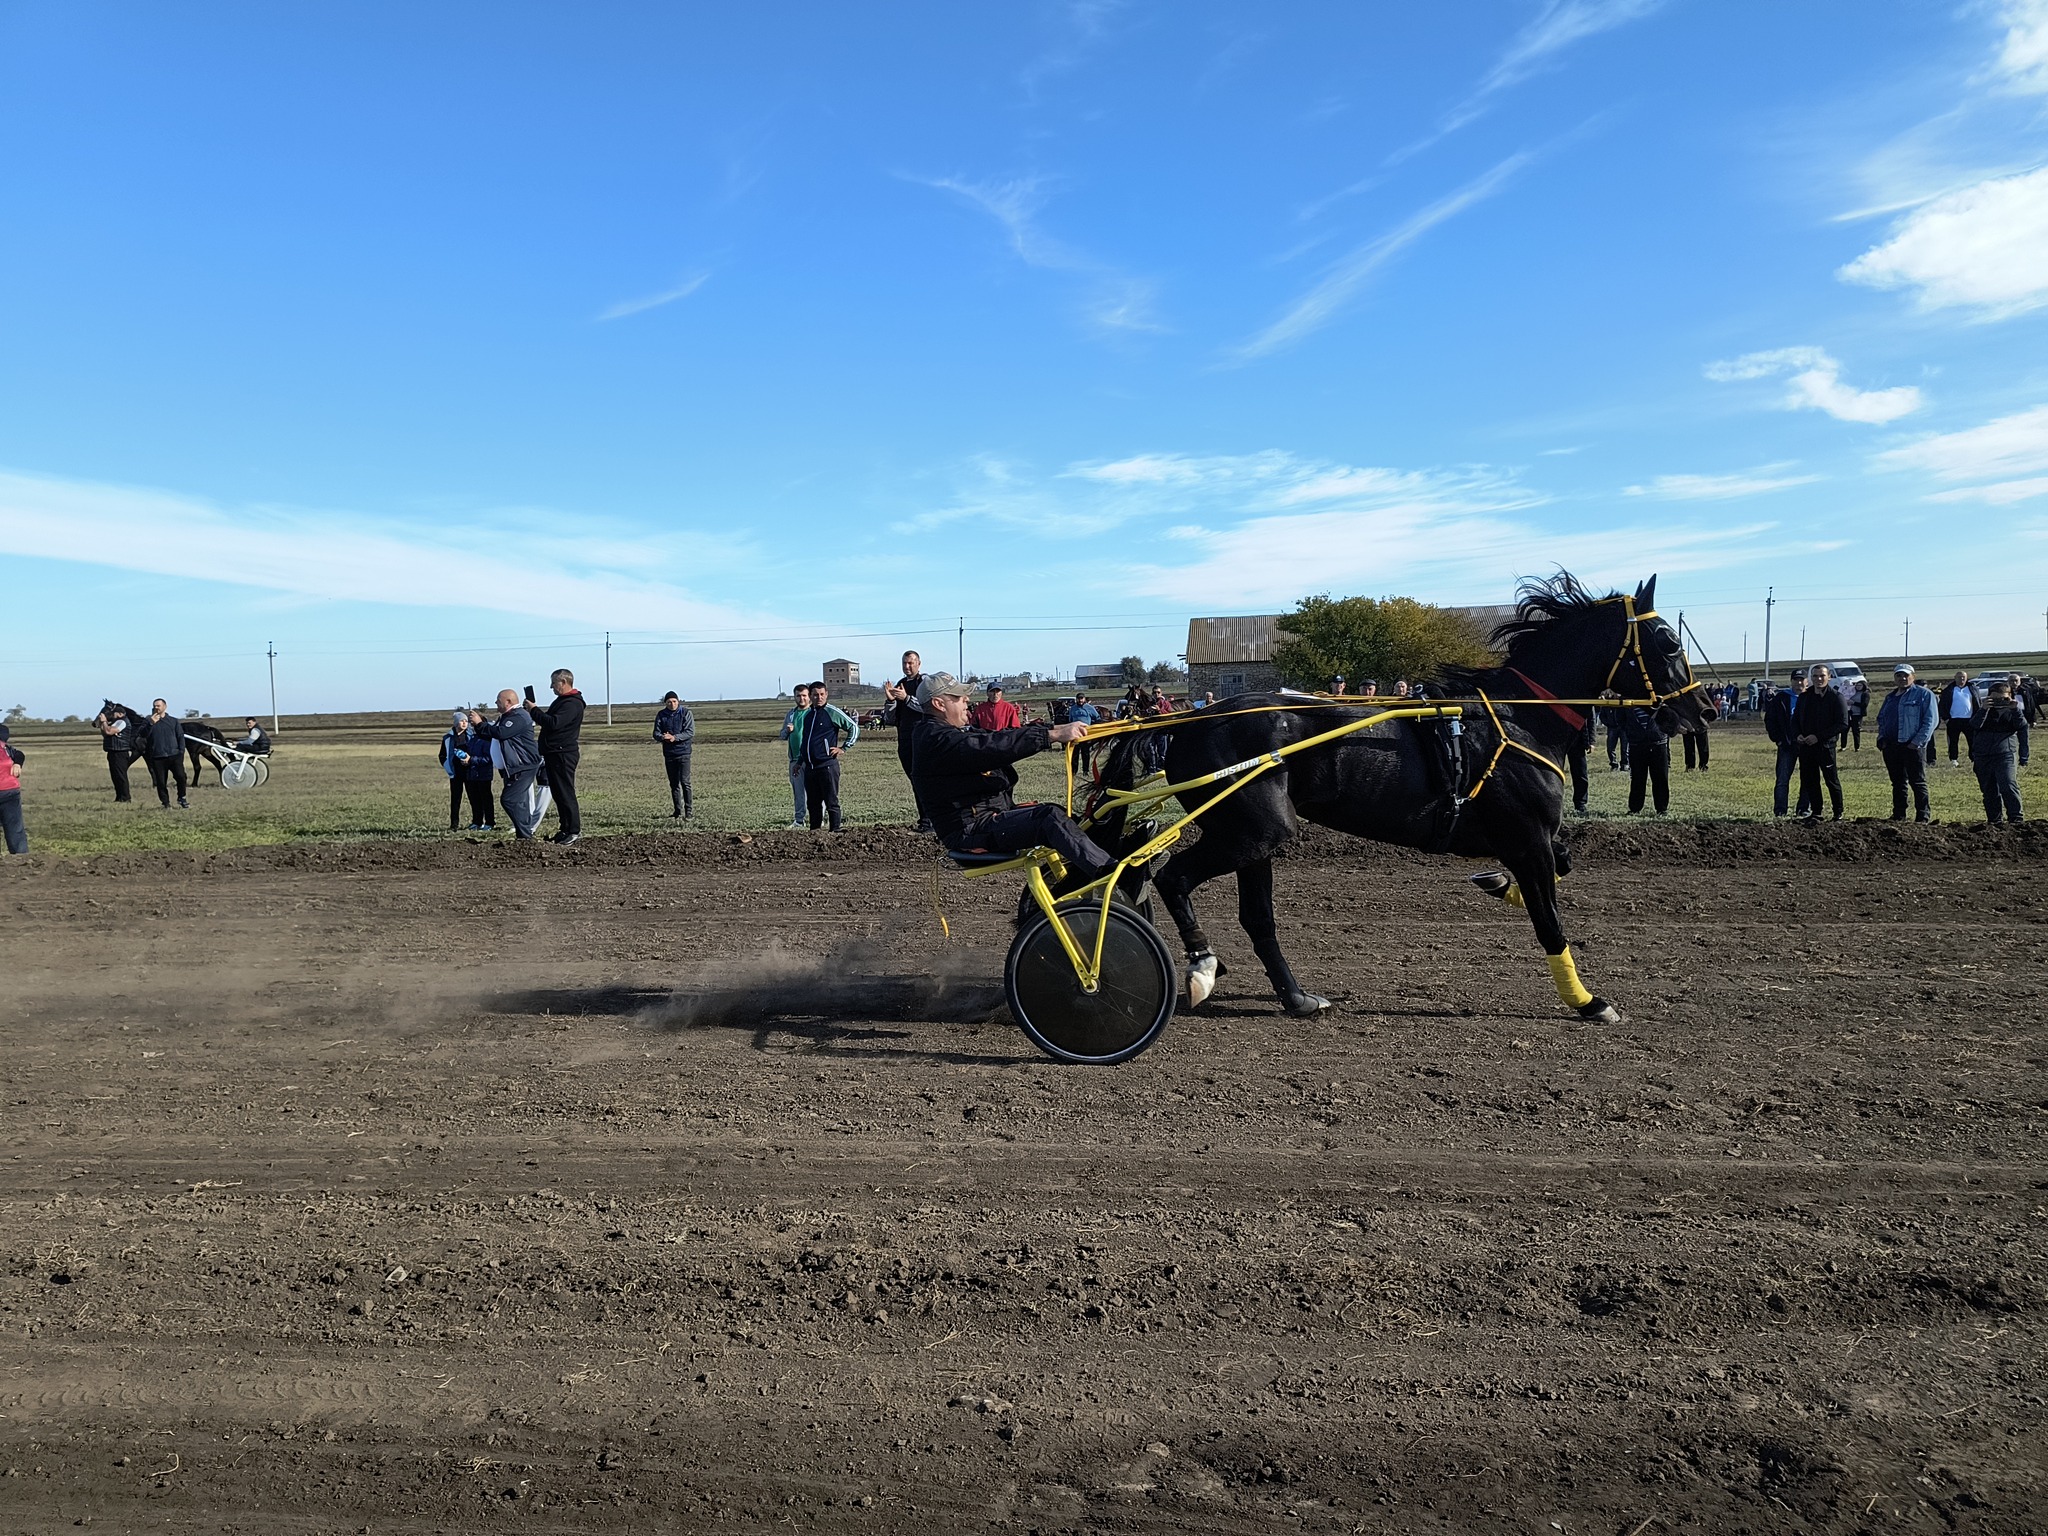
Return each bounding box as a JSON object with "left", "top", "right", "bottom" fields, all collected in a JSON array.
[
  {"left": 1092, "top": 574, "right": 1715, "bottom": 1025},
  {"left": 96, "top": 700, "right": 235, "bottom": 788}
]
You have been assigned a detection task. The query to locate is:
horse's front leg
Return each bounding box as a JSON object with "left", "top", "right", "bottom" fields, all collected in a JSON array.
[
  {"left": 1497, "top": 840, "right": 1620, "bottom": 1025},
  {"left": 1236, "top": 856, "right": 1327, "bottom": 1016}
]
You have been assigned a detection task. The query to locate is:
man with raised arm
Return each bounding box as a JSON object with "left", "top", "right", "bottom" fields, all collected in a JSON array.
[{"left": 910, "top": 672, "right": 1113, "bottom": 888}]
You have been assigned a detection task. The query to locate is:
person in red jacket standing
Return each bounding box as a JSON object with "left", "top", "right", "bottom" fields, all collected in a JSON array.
[
  {"left": 970, "top": 681, "right": 1021, "bottom": 732},
  {"left": 0, "top": 724, "right": 26, "bottom": 854}
]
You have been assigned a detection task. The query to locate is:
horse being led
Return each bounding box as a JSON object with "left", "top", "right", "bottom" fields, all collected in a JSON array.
[
  {"left": 97, "top": 700, "right": 234, "bottom": 788},
  {"left": 1093, "top": 574, "right": 1715, "bottom": 1025}
]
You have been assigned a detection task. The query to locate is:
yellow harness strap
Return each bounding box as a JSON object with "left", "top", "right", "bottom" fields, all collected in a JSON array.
[{"left": 1548, "top": 947, "right": 1594, "bottom": 1008}]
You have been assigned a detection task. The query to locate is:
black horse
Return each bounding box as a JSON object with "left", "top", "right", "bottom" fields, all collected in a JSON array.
[
  {"left": 1092, "top": 574, "right": 1714, "bottom": 1024},
  {"left": 97, "top": 700, "right": 234, "bottom": 787}
]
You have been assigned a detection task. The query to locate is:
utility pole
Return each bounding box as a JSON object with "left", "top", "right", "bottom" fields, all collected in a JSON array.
[
  {"left": 1800, "top": 626, "right": 1806, "bottom": 662},
  {"left": 604, "top": 631, "right": 613, "bottom": 726},
  {"left": 1762, "top": 586, "right": 1774, "bottom": 682},
  {"left": 958, "top": 616, "right": 965, "bottom": 679},
  {"left": 267, "top": 641, "right": 278, "bottom": 734},
  {"left": 1742, "top": 632, "right": 1748, "bottom": 665},
  {"left": 1904, "top": 618, "right": 1910, "bottom": 659}
]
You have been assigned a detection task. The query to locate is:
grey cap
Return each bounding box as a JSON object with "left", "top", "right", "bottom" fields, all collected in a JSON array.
[
  {"left": 922, "top": 671, "right": 972, "bottom": 701},
  {"left": 1893, "top": 663, "right": 1914, "bottom": 676}
]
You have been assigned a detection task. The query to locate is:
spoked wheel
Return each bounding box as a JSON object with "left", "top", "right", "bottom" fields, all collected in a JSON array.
[
  {"left": 1005, "top": 900, "right": 1176, "bottom": 1065},
  {"left": 219, "top": 759, "right": 259, "bottom": 790}
]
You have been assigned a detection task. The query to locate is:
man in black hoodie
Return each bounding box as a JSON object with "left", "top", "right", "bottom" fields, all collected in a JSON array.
[
  {"left": 1793, "top": 664, "right": 1847, "bottom": 820},
  {"left": 533, "top": 669, "right": 585, "bottom": 844},
  {"left": 1764, "top": 672, "right": 1806, "bottom": 816},
  {"left": 141, "top": 698, "right": 188, "bottom": 809}
]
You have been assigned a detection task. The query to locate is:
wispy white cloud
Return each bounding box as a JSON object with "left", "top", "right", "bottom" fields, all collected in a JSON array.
[
  {"left": 894, "top": 448, "right": 1768, "bottom": 608},
  {"left": 1705, "top": 346, "right": 1925, "bottom": 424},
  {"left": 0, "top": 467, "right": 771, "bottom": 634},
  {"left": 1926, "top": 475, "right": 2048, "bottom": 504},
  {"left": 1386, "top": 0, "right": 1666, "bottom": 163},
  {"left": 1623, "top": 466, "right": 1823, "bottom": 500},
  {"left": 1997, "top": 0, "right": 2048, "bottom": 95},
  {"left": 1875, "top": 403, "right": 2048, "bottom": 483},
  {"left": 1837, "top": 164, "right": 2048, "bottom": 317},
  {"left": 596, "top": 270, "right": 710, "bottom": 322},
  {"left": 910, "top": 172, "right": 1164, "bottom": 334},
  {"left": 1234, "top": 151, "right": 1533, "bottom": 360}
]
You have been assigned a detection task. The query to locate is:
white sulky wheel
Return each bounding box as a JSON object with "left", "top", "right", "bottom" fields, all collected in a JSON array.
[
  {"left": 1005, "top": 900, "right": 1177, "bottom": 1065},
  {"left": 219, "top": 758, "right": 259, "bottom": 790},
  {"left": 252, "top": 756, "right": 270, "bottom": 786}
]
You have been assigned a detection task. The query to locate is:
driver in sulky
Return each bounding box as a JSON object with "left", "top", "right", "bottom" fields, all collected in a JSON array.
[{"left": 910, "top": 672, "right": 1117, "bottom": 890}]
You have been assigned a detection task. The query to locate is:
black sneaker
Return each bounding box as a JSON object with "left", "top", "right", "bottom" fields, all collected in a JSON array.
[{"left": 177, "top": 797, "right": 189, "bottom": 809}]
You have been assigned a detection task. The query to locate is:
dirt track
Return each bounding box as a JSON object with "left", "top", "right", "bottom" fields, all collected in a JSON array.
[{"left": 2, "top": 823, "right": 2044, "bottom": 1534}]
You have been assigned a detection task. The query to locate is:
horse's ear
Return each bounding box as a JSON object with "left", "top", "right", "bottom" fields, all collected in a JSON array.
[{"left": 1635, "top": 574, "right": 1657, "bottom": 609}]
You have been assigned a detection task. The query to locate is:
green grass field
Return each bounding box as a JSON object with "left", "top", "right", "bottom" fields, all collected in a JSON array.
[{"left": 4, "top": 699, "right": 2034, "bottom": 856}]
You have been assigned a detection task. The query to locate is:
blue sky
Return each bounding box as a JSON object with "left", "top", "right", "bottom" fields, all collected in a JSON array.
[{"left": 4, "top": 0, "right": 2047, "bottom": 715}]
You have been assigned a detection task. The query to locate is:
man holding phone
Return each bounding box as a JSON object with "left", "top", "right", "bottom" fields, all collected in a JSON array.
[
  {"left": 531, "top": 669, "right": 586, "bottom": 845},
  {"left": 475, "top": 689, "right": 543, "bottom": 838}
]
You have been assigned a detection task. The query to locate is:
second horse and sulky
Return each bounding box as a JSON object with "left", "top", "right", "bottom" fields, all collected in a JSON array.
[{"left": 1088, "top": 573, "right": 1715, "bottom": 1025}]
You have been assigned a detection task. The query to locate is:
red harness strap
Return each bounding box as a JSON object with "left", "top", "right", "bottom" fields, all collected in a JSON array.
[{"left": 1507, "top": 668, "right": 1589, "bottom": 731}]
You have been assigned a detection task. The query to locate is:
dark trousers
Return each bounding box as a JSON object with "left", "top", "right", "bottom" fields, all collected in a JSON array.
[
  {"left": 1976, "top": 751, "right": 2023, "bottom": 823},
  {"left": 1798, "top": 744, "right": 1843, "bottom": 818},
  {"left": 1842, "top": 721, "right": 1861, "bottom": 751},
  {"left": 1682, "top": 729, "right": 1710, "bottom": 770},
  {"left": 146, "top": 754, "right": 187, "bottom": 807},
  {"left": 502, "top": 768, "right": 541, "bottom": 837},
  {"left": 1881, "top": 742, "right": 1929, "bottom": 819},
  {"left": 895, "top": 731, "right": 928, "bottom": 831},
  {"left": 464, "top": 779, "right": 495, "bottom": 827},
  {"left": 105, "top": 751, "right": 132, "bottom": 802},
  {"left": 544, "top": 751, "right": 580, "bottom": 836},
  {"left": 0, "top": 789, "right": 24, "bottom": 854},
  {"left": 958, "top": 802, "right": 1114, "bottom": 885},
  {"left": 1946, "top": 718, "right": 1969, "bottom": 761},
  {"left": 1627, "top": 740, "right": 1669, "bottom": 813},
  {"left": 1773, "top": 742, "right": 1799, "bottom": 815},
  {"left": 664, "top": 752, "right": 693, "bottom": 816},
  {"left": 448, "top": 776, "right": 466, "bottom": 830},
  {"left": 1565, "top": 743, "right": 1589, "bottom": 811},
  {"left": 805, "top": 758, "right": 842, "bottom": 830},
  {"left": 1605, "top": 726, "right": 1622, "bottom": 769}
]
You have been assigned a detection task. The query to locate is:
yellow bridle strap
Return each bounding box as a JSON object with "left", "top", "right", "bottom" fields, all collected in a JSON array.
[{"left": 1464, "top": 690, "right": 1568, "bottom": 801}]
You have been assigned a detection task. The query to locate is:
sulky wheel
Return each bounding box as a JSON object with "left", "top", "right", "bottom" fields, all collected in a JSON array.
[
  {"left": 219, "top": 759, "right": 259, "bottom": 790},
  {"left": 1005, "top": 900, "right": 1176, "bottom": 1065},
  {"left": 252, "top": 757, "right": 270, "bottom": 786}
]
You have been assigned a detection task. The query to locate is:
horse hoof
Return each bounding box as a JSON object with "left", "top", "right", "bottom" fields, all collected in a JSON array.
[
  {"left": 1186, "top": 953, "right": 1219, "bottom": 1008},
  {"left": 1468, "top": 869, "right": 1511, "bottom": 899},
  {"left": 1281, "top": 991, "right": 1331, "bottom": 1017},
  {"left": 1576, "top": 996, "right": 1622, "bottom": 1025}
]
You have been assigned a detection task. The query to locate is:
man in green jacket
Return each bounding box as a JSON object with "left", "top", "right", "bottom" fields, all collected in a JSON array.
[{"left": 793, "top": 681, "right": 860, "bottom": 831}]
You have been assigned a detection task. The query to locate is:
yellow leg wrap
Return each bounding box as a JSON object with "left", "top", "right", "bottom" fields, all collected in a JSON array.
[
  {"left": 1548, "top": 947, "right": 1595, "bottom": 1008},
  {"left": 1505, "top": 883, "right": 1525, "bottom": 910}
]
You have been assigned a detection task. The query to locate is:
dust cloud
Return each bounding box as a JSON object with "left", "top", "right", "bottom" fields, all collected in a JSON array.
[{"left": 654, "top": 936, "right": 1004, "bottom": 1031}]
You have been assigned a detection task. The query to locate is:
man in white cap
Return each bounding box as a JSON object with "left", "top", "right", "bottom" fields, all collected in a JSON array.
[
  {"left": 1875, "top": 663, "right": 1936, "bottom": 821},
  {"left": 911, "top": 672, "right": 1112, "bottom": 886}
]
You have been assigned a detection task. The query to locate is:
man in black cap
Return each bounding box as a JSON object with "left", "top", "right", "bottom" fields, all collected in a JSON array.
[
  {"left": 912, "top": 672, "right": 1113, "bottom": 887},
  {"left": 652, "top": 691, "right": 694, "bottom": 818},
  {"left": 971, "top": 680, "right": 1022, "bottom": 732},
  {"left": 1763, "top": 671, "right": 1807, "bottom": 817}
]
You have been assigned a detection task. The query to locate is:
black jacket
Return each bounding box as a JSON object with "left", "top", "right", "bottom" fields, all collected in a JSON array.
[
  {"left": 1619, "top": 706, "right": 1667, "bottom": 747},
  {"left": 1970, "top": 699, "right": 2028, "bottom": 764},
  {"left": 910, "top": 716, "right": 1052, "bottom": 839},
  {"left": 1794, "top": 687, "right": 1847, "bottom": 746},
  {"left": 535, "top": 691, "right": 585, "bottom": 760},
  {"left": 142, "top": 714, "right": 186, "bottom": 760},
  {"left": 101, "top": 715, "right": 134, "bottom": 756},
  {"left": 653, "top": 704, "right": 694, "bottom": 756},
  {"left": 1763, "top": 688, "right": 1802, "bottom": 746}
]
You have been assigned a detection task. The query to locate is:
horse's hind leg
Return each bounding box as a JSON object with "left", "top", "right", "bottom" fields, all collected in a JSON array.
[
  {"left": 1154, "top": 835, "right": 1231, "bottom": 1005},
  {"left": 1236, "top": 856, "right": 1327, "bottom": 1017},
  {"left": 1498, "top": 838, "right": 1618, "bottom": 1025}
]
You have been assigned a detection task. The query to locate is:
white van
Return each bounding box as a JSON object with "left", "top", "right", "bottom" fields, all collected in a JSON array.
[{"left": 1825, "top": 661, "right": 1865, "bottom": 699}]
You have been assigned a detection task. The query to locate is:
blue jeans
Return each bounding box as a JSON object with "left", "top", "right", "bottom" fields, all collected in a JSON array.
[
  {"left": 1773, "top": 742, "right": 1799, "bottom": 816},
  {"left": 0, "top": 789, "right": 24, "bottom": 854}
]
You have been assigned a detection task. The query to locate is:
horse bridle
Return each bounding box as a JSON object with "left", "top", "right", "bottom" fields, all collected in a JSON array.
[{"left": 1600, "top": 594, "right": 1705, "bottom": 711}]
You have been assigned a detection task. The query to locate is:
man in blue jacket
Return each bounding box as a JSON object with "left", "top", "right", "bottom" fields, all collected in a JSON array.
[
  {"left": 653, "top": 691, "right": 695, "bottom": 819},
  {"left": 1875, "top": 663, "right": 1936, "bottom": 822},
  {"left": 1763, "top": 671, "right": 1807, "bottom": 816},
  {"left": 797, "top": 681, "right": 859, "bottom": 831},
  {"left": 475, "top": 690, "right": 544, "bottom": 839}
]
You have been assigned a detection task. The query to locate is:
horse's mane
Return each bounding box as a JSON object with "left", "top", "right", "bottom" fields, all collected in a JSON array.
[{"left": 1437, "top": 571, "right": 1616, "bottom": 691}]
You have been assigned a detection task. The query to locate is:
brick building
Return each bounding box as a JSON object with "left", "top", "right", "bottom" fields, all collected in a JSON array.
[{"left": 821, "top": 658, "right": 860, "bottom": 689}]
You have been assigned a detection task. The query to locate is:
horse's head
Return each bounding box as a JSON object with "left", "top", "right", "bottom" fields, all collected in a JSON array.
[{"left": 1623, "top": 576, "right": 1717, "bottom": 736}]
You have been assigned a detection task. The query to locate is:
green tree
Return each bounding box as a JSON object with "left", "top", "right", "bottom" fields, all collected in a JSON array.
[
  {"left": 1147, "top": 659, "right": 1187, "bottom": 686},
  {"left": 1272, "top": 595, "right": 1494, "bottom": 690},
  {"left": 1119, "top": 655, "right": 1148, "bottom": 687}
]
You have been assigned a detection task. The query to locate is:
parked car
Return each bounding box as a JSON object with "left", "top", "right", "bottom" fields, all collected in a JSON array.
[
  {"left": 1824, "top": 661, "right": 1865, "bottom": 699},
  {"left": 1968, "top": 670, "right": 2019, "bottom": 702}
]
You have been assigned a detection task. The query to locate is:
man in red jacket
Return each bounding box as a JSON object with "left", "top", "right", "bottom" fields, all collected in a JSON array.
[{"left": 970, "top": 681, "right": 1021, "bottom": 732}]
